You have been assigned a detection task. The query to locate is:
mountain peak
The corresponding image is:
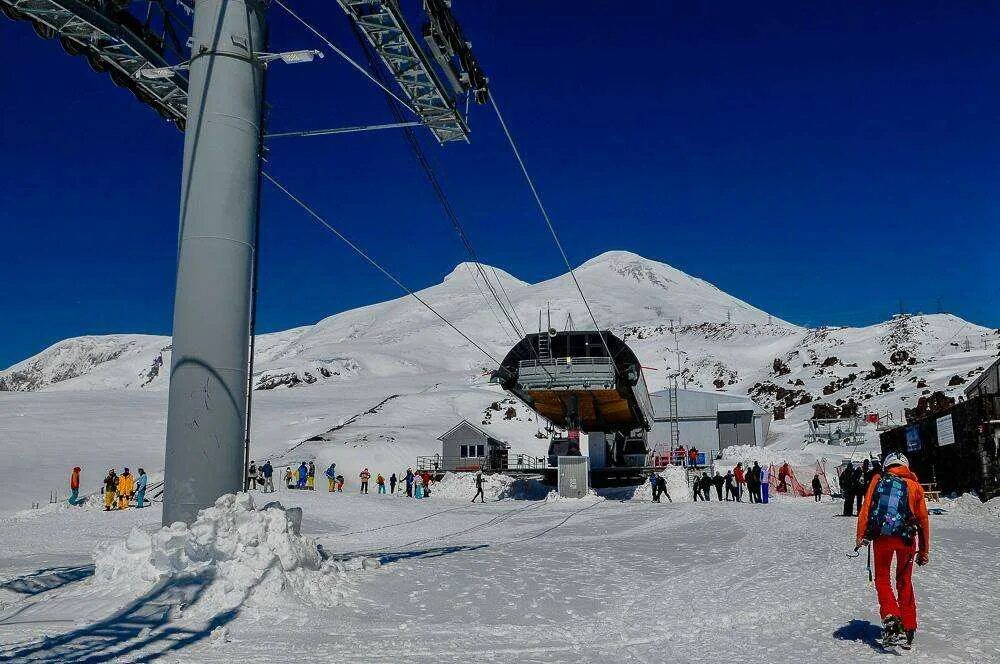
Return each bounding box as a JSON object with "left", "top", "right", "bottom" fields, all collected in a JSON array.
[{"left": 442, "top": 262, "right": 526, "bottom": 288}]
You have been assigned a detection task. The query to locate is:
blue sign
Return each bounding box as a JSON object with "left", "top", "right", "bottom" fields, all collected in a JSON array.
[{"left": 905, "top": 425, "right": 921, "bottom": 453}]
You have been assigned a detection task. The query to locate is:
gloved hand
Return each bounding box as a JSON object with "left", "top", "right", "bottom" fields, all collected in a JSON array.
[
  {"left": 916, "top": 551, "right": 929, "bottom": 566},
  {"left": 855, "top": 537, "right": 868, "bottom": 550}
]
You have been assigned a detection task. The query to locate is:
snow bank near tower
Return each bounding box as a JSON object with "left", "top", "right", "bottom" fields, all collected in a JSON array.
[
  {"left": 946, "top": 494, "right": 1000, "bottom": 518},
  {"left": 631, "top": 465, "right": 691, "bottom": 502},
  {"left": 430, "top": 472, "right": 549, "bottom": 501},
  {"left": 93, "top": 493, "right": 371, "bottom": 620}
]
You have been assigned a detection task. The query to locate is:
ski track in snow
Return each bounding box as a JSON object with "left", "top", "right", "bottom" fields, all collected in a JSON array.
[{"left": 0, "top": 491, "right": 997, "bottom": 663}]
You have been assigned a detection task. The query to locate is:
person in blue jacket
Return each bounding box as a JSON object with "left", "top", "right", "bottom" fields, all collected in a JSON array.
[
  {"left": 649, "top": 473, "right": 660, "bottom": 502},
  {"left": 405, "top": 468, "right": 415, "bottom": 497},
  {"left": 325, "top": 463, "right": 337, "bottom": 492},
  {"left": 297, "top": 462, "right": 308, "bottom": 489},
  {"left": 135, "top": 468, "right": 148, "bottom": 508}
]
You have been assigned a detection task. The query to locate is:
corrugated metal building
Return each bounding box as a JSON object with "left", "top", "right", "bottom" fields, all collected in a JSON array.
[{"left": 650, "top": 388, "right": 770, "bottom": 452}]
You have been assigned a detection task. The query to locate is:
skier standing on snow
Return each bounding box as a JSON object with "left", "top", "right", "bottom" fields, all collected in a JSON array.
[
  {"left": 745, "top": 464, "right": 757, "bottom": 503},
  {"left": 359, "top": 468, "right": 371, "bottom": 494},
  {"left": 751, "top": 462, "right": 764, "bottom": 503},
  {"left": 656, "top": 475, "right": 671, "bottom": 502},
  {"left": 389, "top": 472, "right": 398, "bottom": 494},
  {"left": 405, "top": 468, "right": 415, "bottom": 497},
  {"left": 701, "top": 472, "right": 712, "bottom": 501},
  {"left": 376, "top": 473, "right": 386, "bottom": 494},
  {"left": 472, "top": 471, "right": 485, "bottom": 503},
  {"left": 297, "top": 462, "right": 308, "bottom": 490},
  {"left": 712, "top": 472, "right": 724, "bottom": 501},
  {"left": 103, "top": 468, "right": 117, "bottom": 511},
  {"left": 68, "top": 467, "right": 81, "bottom": 506},
  {"left": 855, "top": 452, "right": 930, "bottom": 650},
  {"left": 841, "top": 463, "right": 856, "bottom": 516},
  {"left": 812, "top": 474, "right": 822, "bottom": 501},
  {"left": 284, "top": 466, "right": 294, "bottom": 489},
  {"left": 248, "top": 460, "right": 257, "bottom": 490},
  {"left": 649, "top": 473, "right": 660, "bottom": 502},
  {"left": 135, "top": 468, "right": 148, "bottom": 508},
  {"left": 262, "top": 460, "right": 274, "bottom": 493},
  {"left": 117, "top": 468, "right": 134, "bottom": 510},
  {"left": 724, "top": 470, "right": 735, "bottom": 501},
  {"left": 855, "top": 459, "right": 870, "bottom": 513},
  {"left": 733, "top": 463, "right": 745, "bottom": 502},
  {"left": 307, "top": 461, "right": 316, "bottom": 490},
  {"left": 325, "top": 463, "right": 337, "bottom": 492}
]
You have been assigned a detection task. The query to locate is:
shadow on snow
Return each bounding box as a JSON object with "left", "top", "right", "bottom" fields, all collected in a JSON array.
[
  {"left": 0, "top": 571, "right": 240, "bottom": 663},
  {"left": 833, "top": 619, "right": 900, "bottom": 655},
  {"left": 318, "top": 543, "right": 488, "bottom": 566},
  {"left": 1, "top": 565, "right": 95, "bottom": 597}
]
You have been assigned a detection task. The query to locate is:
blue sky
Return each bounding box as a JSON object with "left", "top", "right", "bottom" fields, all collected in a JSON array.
[{"left": 2, "top": 1, "right": 999, "bottom": 368}]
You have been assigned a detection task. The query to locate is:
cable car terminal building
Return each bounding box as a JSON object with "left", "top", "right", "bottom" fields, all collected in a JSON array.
[{"left": 879, "top": 357, "right": 1000, "bottom": 501}]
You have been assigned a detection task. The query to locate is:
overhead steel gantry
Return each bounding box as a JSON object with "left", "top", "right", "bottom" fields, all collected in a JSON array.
[
  {"left": 1, "top": 0, "right": 190, "bottom": 129},
  {"left": 336, "top": 0, "right": 486, "bottom": 143}
]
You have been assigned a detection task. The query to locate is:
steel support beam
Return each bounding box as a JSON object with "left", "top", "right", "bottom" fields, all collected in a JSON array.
[{"left": 163, "top": 0, "right": 266, "bottom": 525}]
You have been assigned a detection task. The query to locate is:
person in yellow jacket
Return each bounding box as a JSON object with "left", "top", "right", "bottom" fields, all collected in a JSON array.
[{"left": 117, "top": 467, "right": 135, "bottom": 509}]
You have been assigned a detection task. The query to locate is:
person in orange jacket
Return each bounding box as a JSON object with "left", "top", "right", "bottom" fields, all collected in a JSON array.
[
  {"left": 856, "top": 452, "right": 930, "bottom": 649},
  {"left": 69, "top": 467, "right": 82, "bottom": 506},
  {"left": 117, "top": 468, "right": 135, "bottom": 510}
]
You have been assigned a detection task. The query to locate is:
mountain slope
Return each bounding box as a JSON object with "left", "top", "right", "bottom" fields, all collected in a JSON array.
[{"left": 2, "top": 250, "right": 995, "bottom": 438}]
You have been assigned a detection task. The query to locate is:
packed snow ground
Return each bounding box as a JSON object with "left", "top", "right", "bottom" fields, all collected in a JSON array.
[{"left": 1, "top": 487, "right": 998, "bottom": 663}]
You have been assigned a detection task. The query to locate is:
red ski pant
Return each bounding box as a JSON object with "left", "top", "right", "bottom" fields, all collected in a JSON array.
[{"left": 873, "top": 536, "right": 918, "bottom": 630}]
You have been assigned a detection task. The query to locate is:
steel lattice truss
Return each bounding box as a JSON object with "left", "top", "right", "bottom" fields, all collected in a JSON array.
[
  {"left": 337, "top": 0, "right": 469, "bottom": 143},
  {"left": 1, "top": 0, "right": 189, "bottom": 129}
]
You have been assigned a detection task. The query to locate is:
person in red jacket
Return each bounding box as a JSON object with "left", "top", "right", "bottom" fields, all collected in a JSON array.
[
  {"left": 68, "top": 467, "right": 81, "bottom": 506},
  {"left": 856, "top": 452, "right": 930, "bottom": 649},
  {"left": 733, "top": 463, "right": 746, "bottom": 502}
]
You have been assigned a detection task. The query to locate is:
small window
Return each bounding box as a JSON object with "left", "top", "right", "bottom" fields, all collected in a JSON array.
[
  {"left": 477, "top": 444, "right": 485, "bottom": 457},
  {"left": 460, "top": 445, "right": 468, "bottom": 458}
]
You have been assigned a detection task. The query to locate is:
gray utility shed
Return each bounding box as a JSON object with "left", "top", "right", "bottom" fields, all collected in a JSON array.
[
  {"left": 437, "top": 420, "right": 509, "bottom": 471},
  {"left": 650, "top": 388, "right": 770, "bottom": 452}
]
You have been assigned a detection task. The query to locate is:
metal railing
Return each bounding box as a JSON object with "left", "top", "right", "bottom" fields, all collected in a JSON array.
[
  {"left": 519, "top": 357, "right": 612, "bottom": 368},
  {"left": 517, "top": 356, "right": 616, "bottom": 387},
  {"left": 416, "top": 454, "right": 547, "bottom": 473},
  {"left": 647, "top": 449, "right": 719, "bottom": 469}
]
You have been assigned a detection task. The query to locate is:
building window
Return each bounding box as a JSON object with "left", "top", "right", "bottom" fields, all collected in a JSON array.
[
  {"left": 459, "top": 445, "right": 466, "bottom": 458},
  {"left": 476, "top": 444, "right": 485, "bottom": 457}
]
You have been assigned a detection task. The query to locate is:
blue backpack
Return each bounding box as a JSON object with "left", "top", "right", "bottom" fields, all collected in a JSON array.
[{"left": 865, "top": 474, "right": 915, "bottom": 542}]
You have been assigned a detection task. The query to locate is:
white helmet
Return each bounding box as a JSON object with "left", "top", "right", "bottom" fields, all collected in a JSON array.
[{"left": 882, "top": 452, "right": 909, "bottom": 469}]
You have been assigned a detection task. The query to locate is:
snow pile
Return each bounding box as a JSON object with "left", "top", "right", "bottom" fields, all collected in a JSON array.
[
  {"left": 93, "top": 493, "right": 369, "bottom": 619},
  {"left": 946, "top": 494, "right": 1000, "bottom": 518},
  {"left": 430, "top": 472, "right": 548, "bottom": 501},
  {"left": 631, "top": 465, "right": 691, "bottom": 502}
]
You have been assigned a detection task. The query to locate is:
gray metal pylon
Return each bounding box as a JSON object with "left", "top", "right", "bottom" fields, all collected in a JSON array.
[{"left": 162, "top": 0, "right": 267, "bottom": 525}]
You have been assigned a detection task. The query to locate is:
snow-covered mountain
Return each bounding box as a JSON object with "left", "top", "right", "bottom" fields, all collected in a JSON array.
[
  {"left": 2, "top": 250, "right": 997, "bottom": 511},
  {"left": 2, "top": 250, "right": 995, "bottom": 430}
]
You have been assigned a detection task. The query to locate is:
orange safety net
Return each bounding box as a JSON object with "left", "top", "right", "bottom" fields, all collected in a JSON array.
[{"left": 768, "top": 461, "right": 832, "bottom": 497}]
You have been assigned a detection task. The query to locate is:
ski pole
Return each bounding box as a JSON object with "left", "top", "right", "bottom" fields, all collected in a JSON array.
[{"left": 865, "top": 541, "right": 873, "bottom": 589}]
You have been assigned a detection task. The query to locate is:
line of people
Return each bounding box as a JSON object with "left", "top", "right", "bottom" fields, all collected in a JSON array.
[
  {"left": 100, "top": 467, "right": 149, "bottom": 510},
  {"left": 840, "top": 457, "right": 882, "bottom": 516},
  {"left": 252, "top": 460, "right": 437, "bottom": 499},
  {"left": 247, "top": 460, "right": 277, "bottom": 492}
]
